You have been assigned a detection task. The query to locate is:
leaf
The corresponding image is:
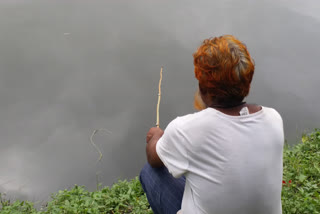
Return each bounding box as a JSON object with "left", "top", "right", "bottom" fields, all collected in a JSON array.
[
  {"left": 298, "top": 174, "right": 307, "bottom": 182},
  {"left": 302, "top": 136, "right": 308, "bottom": 143}
]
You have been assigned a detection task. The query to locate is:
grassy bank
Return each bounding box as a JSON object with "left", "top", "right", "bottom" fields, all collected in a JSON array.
[
  {"left": 281, "top": 130, "right": 320, "bottom": 213},
  {"left": 1, "top": 130, "right": 319, "bottom": 213}
]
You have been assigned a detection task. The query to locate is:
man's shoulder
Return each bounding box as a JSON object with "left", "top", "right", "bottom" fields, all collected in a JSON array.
[
  {"left": 170, "top": 109, "right": 216, "bottom": 129},
  {"left": 262, "top": 106, "right": 283, "bottom": 122}
]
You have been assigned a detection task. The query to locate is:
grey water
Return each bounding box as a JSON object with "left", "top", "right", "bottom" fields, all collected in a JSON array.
[{"left": 0, "top": 0, "right": 319, "bottom": 205}]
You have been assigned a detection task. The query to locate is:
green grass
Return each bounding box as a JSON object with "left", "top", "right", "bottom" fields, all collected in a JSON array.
[
  {"left": 282, "top": 130, "right": 320, "bottom": 213},
  {"left": 0, "top": 178, "right": 152, "bottom": 214},
  {"left": 1, "top": 130, "right": 320, "bottom": 213}
]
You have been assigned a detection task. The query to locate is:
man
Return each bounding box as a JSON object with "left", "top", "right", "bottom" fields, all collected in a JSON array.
[{"left": 140, "top": 35, "right": 284, "bottom": 214}]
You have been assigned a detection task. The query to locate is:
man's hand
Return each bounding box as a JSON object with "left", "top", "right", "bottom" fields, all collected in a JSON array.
[
  {"left": 146, "top": 127, "right": 164, "bottom": 168},
  {"left": 146, "top": 127, "right": 164, "bottom": 143}
]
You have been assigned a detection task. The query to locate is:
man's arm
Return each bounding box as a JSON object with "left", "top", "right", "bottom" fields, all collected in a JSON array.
[{"left": 146, "top": 127, "right": 164, "bottom": 168}]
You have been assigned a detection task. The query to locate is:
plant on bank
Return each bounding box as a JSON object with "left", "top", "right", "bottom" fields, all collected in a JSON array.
[
  {"left": 281, "top": 129, "right": 320, "bottom": 214},
  {"left": 1, "top": 130, "right": 319, "bottom": 213},
  {"left": 0, "top": 178, "right": 152, "bottom": 214},
  {"left": 0, "top": 194, "right": 38, "bottom": 214}
]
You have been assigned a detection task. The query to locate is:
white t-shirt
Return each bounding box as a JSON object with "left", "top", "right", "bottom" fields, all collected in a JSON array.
[{"left": 156, "top": 106, "right": 284, "bottom": 214}]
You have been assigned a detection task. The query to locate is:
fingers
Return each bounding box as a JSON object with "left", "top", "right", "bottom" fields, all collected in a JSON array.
[
  {"left": 146, "top": 134, "right": 153, "bottom": 143},
  {"left": 148, "top": 127, "right": 164, "bottom": 135},
  {"left": 146, "top": 127, "right": 164, "bottom": 143}
]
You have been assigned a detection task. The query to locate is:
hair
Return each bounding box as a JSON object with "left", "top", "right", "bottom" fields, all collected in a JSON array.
[{"left": 193, "top": 35, "right": 255, "bottom": 105}]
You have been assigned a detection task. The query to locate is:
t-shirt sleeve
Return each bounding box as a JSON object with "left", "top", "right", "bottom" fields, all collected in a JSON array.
[{"left": 156, "top": 118, "right": 189, "bottom": 178}]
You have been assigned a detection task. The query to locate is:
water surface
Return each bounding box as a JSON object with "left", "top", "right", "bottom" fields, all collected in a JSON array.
[{"left": 0, "top": 0, "right": 319, "bottom": 204}]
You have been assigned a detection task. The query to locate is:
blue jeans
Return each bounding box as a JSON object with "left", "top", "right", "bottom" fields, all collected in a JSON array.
[{"left": 139, "top": 163, "right": 186, "bottom": 214}]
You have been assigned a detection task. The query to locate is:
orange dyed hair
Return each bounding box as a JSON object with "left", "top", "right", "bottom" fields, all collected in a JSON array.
[{"left": 193, "top": 35, "right": 255, "bottom": 103}]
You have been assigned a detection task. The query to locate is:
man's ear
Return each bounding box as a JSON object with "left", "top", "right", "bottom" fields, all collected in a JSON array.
[{"left": 194, "top": 89, "right": 207, "bottom": 110}]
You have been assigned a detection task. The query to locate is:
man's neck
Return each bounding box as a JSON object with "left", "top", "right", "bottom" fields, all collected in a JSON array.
[{"left": 209, "top": 103, "right": 262, "bottom": 116}]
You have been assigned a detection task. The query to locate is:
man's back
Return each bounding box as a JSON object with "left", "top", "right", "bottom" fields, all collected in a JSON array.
[{"left": 156, "top": 106, "right": 284, "bottom": 214}]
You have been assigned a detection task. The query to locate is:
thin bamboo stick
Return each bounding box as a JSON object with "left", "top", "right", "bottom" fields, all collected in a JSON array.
[{"left": 156, "top": 67, "right": 163, "bottom": 128}]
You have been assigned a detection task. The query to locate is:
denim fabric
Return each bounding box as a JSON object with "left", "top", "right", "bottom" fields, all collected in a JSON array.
[{"left": 139, "top": 163, "right": 186, "bottom": 214}]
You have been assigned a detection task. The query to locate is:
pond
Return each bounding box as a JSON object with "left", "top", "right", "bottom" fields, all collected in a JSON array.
[{"left": 0, "top": 0, "right": 319, "bottom": 205}]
